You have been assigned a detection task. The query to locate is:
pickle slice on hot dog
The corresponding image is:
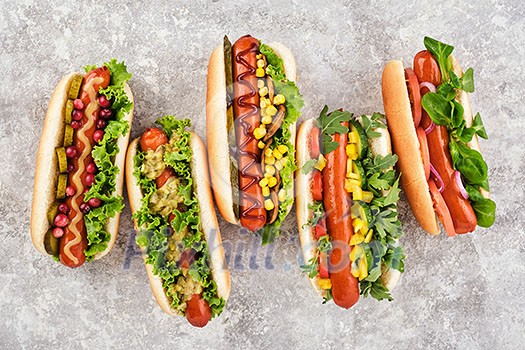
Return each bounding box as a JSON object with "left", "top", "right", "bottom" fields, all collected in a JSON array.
[
  {"left": 381, "top": 37, "right": 495, "bottom": 235},
  {"left": 296, "top": 107, "right": 405, "bottom": 307},
  {"left": 206, "top": 35, "right": 304, "bottom": 243},
  {"left": 126, "top": 116, "right": 230, "bottom": 328},
  {"left": 31, "top": 60, "right": 134, "bottom": 268}
]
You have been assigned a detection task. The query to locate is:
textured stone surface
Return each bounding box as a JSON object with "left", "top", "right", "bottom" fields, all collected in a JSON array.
[{"left": 1, "top": 0, "right": 524, "bottom": 349}]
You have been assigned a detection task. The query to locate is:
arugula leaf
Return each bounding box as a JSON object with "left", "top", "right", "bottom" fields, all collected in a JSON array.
[
  {"left": 360, "top": 113, "right": 386, "bottom": 139},
  {"left": 301, "top": 159, "right": 317, "bottom": 175},
  {"left": 317, "top": 106, "right": 353, "bottom": 154},
  {"left": 384, "top": 246, "right": 405, "bottom": 272},
  {"left": 424, "top": 36, "right": 454, "bottom": 81},
  {"left": 360, "top": 279, "right": 393, "bottom": 301}
]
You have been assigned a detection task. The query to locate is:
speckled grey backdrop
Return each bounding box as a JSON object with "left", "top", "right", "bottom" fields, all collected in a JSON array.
[{"left": 1, "top": 0, "right": 524, "bottom": 349}]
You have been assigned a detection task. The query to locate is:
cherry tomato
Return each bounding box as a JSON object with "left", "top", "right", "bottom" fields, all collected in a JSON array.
[
  {"left": 312, "top": 170, "right": 323, "bottom": 201},
  {"left": 405, "top": 68, "right": 422, "bottom": 127},
  {"left": 178, "top": 249, "right": 196, "bottom": 269},
  {"left": 310, "top": 126, "right": 321, "bottom": 159},
  {"left": 81, "top": 66, "right": 111, "bottom": 106},
  {"left": 413, "top": 50, "right": 441, "bottom": 86},
  {"left": 314, "top": 217, "right": 327, "bottom": 239},
  {"left": 140, "top": 128, "right": 168, "bottom": 152},
  {"left": 428, "top": 179, "right": 456, "bottom": 237},
  {"left": 416, "top": 127, "right": 430, "bottom": 180},
  {"left": 155, "top": 168, "right": 174, "bottom": 188},
  {"left": 318, "top": 252, "right": 329, "bottom": 279},
  {"left": 186, "top": 294, "right": 212, "bottom": 328}
]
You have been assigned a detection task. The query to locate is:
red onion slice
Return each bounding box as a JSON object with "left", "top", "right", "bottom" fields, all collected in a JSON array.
[
  {"left": 419, "top": 81, "right": 437, "bottom": 93},
  {"left": 455, "top": 171, "right": 469, "bottom": 199},
  {"left": 430, "top": 164, "right": 445, "bottom": 193},
  {"left": 424, "top": 120, "right": 436, "bottom": 134}
]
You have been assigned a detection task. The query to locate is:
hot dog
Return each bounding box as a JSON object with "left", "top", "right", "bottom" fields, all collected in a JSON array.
[
  {"left": 126, "top": 116, "right": 230, "bottom": 327},
  {"left": 382, "top": 37, "right": 496, "bottom": 236},
  {"left": 296, "top": 107, "right": 405, "bottom": 307},
  {"left": 31, "top": 60, "right": 134, "bottom": 267},
  {"left": 206, "top": 35, "right": 304, "bottom": 243}
]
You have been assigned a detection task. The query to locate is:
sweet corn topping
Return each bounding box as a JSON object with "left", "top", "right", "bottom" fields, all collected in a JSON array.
[
  {"left": 256, "top": 67, "right": 265, "bottom": 77},
  {"left": 257, "top": 79, "right": 265, "bottom": 89},
  {"left": 257, "top": 59, "right": 265, "bottom": 68},
  {"left": 265, "top": 165, "right": 275, "bottom": 175},
  {"left": 268, "top": 177, "right": 278, "bottom": 188},
  {"left": 350, "top": 244, "right": 364, "bottom": 261},
  {"left": 273, "top": 149, "right": 283, "bottom": 159},
  {"left": 348, "top": 130, "right": 359, "bottom": 144},
  {"left": 361, "top": 191, "right": 374, "bottom": 203},
  {"left": 349, "top": 233, "right": 364, "bottom": 247},
  {"left": 277, "top": 145, "right": 288, "bottom": 154},
  {"left": 264, "top": 148, "right": 274, "bottom": 157},
  {"left": 346, "top": 144, "right": 358, "bottom": 160},
  {"left": 261, "top": 115, "right": 272, "bottom": 124},
  {"left": 273, "top": 94, "right": 286, "bottom": 105},
  {"left": 259, "top": 123, "right": 266, "bottom": 129},
  {"left": 259, "top": 86, "right": 269, "bottom": 97},
  {"left": 358, "top": 257, "right": 368, "bottom": 281},
  {"left": 264, "top": 199, "right": 275, "bottom": 211},
  {"left": 254, "top": 127, "right": 266, "bottom": 139},
  {"left": 262, "top": 186, "right": 270, "bottom": 197},
  {"left": 256, "top": 54, "right": 263, "bottom": 59},
  {"left": 353, "top": 218, "right": 364, "bottom": 232},
  {"left": 353, "top": 186, "right": 363, "bottom": 201},
  {"left": 259, "top": 178, "right": 269, "bottom": 188},
  {"left": 275, "top": 160, "right": 284, "bottom": 171},
  {"left": 266, "top": 105, "right": 278, "bottom": 117},
  {"left": 260, "top": 99, "right": 268, "bottom": 109},
  {"left": 258, "top": 141, "right": 265, "bottom": 149},
  {"left": 264, "top": 172, "right": 272, "bottom": 179},
  {"left": 317, "top": 278, "right": 332, "bottom": 290},
  {"left": 278, "top": 188, "right": 287, "bottom": 202},
  {"left": 315, "top": 154, "right": 326, "bottom": 171},
  {"left": 265, "top": 155, "right": 275, "bottom": 165},
  {"left": 364, "top": 229, "right": 373, "bottom": 244}
]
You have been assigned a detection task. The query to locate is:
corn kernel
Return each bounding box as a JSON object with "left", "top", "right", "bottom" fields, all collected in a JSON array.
[
  {"left": 350, "top": 244, "right": 364, "bottom": 261},
  {"left": 275, "top": 159, "right": 284, "bottom": 171},
  {"left": 256, "top": 54, "right": 263, "bottom": 59},
  {"left": 253, "top": 127, "right": 266, "bottom": 139},
  {"left": 317, "top": 278, "right": 332, "bottom": 290},
  {"left": 353, "top": 218, "right": 364, "bottom": 232},
  {"left": 259, "top": 178, "right": 269, "bottom": 187},
  {"left": 260, "top": 99, "right": 268, "bottom": 109},
  {"left": 256, "top": 67, "right": 265, "bottom": 77},
  {"left": 353, "top": 186, "right": 363, "bottom": 201},
  {"left": 257, "top": 79, "right": 265, "bottom": 89},
  {"left": 261, "top": 115, "right": 272, "bottom": 124},
  {"left": 315, "top": 154, "right": 326, "bottom": 171},
  {"left": 358, "top": 257, "right": 368, "bottom": 281},
  {"left": 264, "top": 199, "right": 275, "bottom": 211},
  {"left": 264, "top": 148, "right": 273, "bottom": 157},
  {"left": 278, "top": 188, "right": 287, "bottom": 202},
  {"left": 258, "top": 141, "right": 265, "bottom": 149},
  {"left": 361, "top": 191, "right": 374, "bottom": 203},
  {"left": 277, "top": 145, "right": 288, "bottom": 154},
  {"left": 349, "top": 233, "right": 364, "bottom": 247},
  {"left": 364, "top": 229, "right": 373, "bottom": 244},
  {"left": 266, "top": 104, "right": 278, "bottom": 117},
  {"left": 259, "top": 86, "right": 269, "bottom": 97},
  {"left": 265, "top": 155, "right": 275, "bottom": 165},
  {"left": 273, "top": 94, "right": 286, "bottom": 105},
  {"left": 259, "top": 123, "right": 266, "bottom": 129},
  {"left": 257, "top": 59, "right": 265, "bottom": 68},
  {"left": 265, "top": 165, "right": 275, "bottom": 175},
  {"left": 351, "top": 262, "right": 360, "bottom": 278},
  {"left": 268, "top": 177, "right": 278, "bottom": 188},
  {"left": 348, "top": 131, "right": 359, "bottom": 144},
  {"left": 262, "top": 186, "right": 270, "bottom": 197},
  {"left": 264, "top": 172, "right": 272, "bottom": 179},
  {"left": 273, "top": 149, "right": 283, "bottom": 159}
]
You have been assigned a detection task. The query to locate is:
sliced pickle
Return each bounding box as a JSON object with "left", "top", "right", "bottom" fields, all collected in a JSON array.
[
  {"left": 56, "top": 174, "right": 68, "bottom": 199},
  {"left": 68, "top": 74, "right": 83, "bottom": 100},
  {"left": 65, "top": 99, "right": 74, "bottom": 124},
  {"left": 56, "top": 147, "right": 68, "bottom": 173},
  {"left": 47, "top": 202, "right": 59, "bottom": 225},
  {"left": 63, "top": 125, "right": 73, "bottom": 147},
  {"left": 44, "top": 229, "right": 60, "bottom": 257}
]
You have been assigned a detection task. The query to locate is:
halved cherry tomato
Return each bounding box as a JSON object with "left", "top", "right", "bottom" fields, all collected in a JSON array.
[
  {"left": 310, "top": 126, "right": 321, "bottom": 159},
  {"left": 405, "top": 68, "right": 422, "bottom": 128},
  {"left": 413, "top": 50, "right": 442, "bottom": 86},
  {"left": 314, "top": 217, "right": 327, "bottom": 239},
  {"left": 185, "top": 294, "right": 212, "bottom": 328},
  {"left": 179, "top": 249, "right": 196, "bottom": 269},
  {"left": 318, "top": 252, "right": 329, "bottom": 279},
  {"left": 155, "top": 168, "right": 174, "bottom": 188},
  {"left": 81, "top": 66, "right": 111, "bottom": 106},
  {"left": 428, "top": 179, "right": 456, "bottom": 237},
  {"left": 140, "top": 128, "right": 168, "bottom": 152},
  {"left": 312, "top": 170, "right": 323, "bottom": 201},
  {"left": 416, "top": 127, "right": 430, "bottom": 180}
]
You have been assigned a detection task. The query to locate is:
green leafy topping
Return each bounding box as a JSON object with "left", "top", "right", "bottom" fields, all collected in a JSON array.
[
  {"left": 301, "top": 234, "right": 331, "bottom": 279},
  {"left": 301, "top": 159, "right": 317, "bottom": 175},
  {"left": 422, "top": 37, "right": 495, "bottom": 227},
  {"left": 133, "top": 116, "right": 225, "bottom": 318},
  {"left": 317, "top": 106, "right": 353, "bottom": 154},
  {"left": 83, "top": 59, "right": 132, "bottom": 260}
]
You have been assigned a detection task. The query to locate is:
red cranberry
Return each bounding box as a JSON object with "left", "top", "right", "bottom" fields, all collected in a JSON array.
[
  {"left": 83, "top": 188, "right": 89, "bottom": 194},
  {"left": 71, "top": 120, "right": 81, "bottom": 129},
  {"left": 85, "top": 173, "right": 95, "bottom": 186},
  {"left": 93, "top": 130, "right": 104, "bottom": 143},
  {"left": 72, "top": 109, "right": 83, "bottom": 121},
  {"left": 88, "top": 198, "right": 102, "bottom": 208},
  {"left": 52, "top": 227, "right": 65, "bottom": 238},
  {"left": 98, "top": 95, "right": 112, "bottom": 108},
  {"left": 86, "top": 162, "right": 97, "bottom": 174},
  {"left": 65, "top": 146, "right": 77, "bottom": 158},
  {"left": 99, "top": 108, "right": 112, "bottom": 119},
  {"left": 79, "top": 202, "right": 91, "bottom": 214},
  {"left": 65, "top": 186, "right": 75, "bottom": 196},
  {"left": 73, "top": 99, "right": 84, "bottom": 110},
  {"left": 58, "top": 203, "right": 69, "bottom": 214},
  {"left": 54, "top": 213, "right": 69, "bottom": 227},
  {"left": 96, "top": 119, "right": 107, "bottom": 129},
  {"left": 67, "top": 163, "right": 75, "bottom": 172}
]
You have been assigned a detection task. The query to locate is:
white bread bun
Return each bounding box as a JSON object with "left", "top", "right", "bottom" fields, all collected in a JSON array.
[
  {"left": 126, "top": 132, "right": 230, "bottom": 317},
  {"left": 30, "top": 73, "right": 134, "bottom": 259},
  {"left": 382, "top": 60, "right": 439, "bottom": 234},
  {"left": 206, "top": 39, "right": 297, "bottom": 227},
  {"left": 295, "top": 117, "right": 401, "bottom": 299}
]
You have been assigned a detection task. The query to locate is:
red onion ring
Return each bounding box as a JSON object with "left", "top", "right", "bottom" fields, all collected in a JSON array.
[
  {"left": 430, "top": 164, "right": 445, "bottom": 193},
  {"left": 455, "top": 171, "right": 469, "bottom": 199},
  {"left": 419, "top": 81, "right": 437, "bottom": 93},
  {"left": 424, "top": 120, "right": 435, "bottom": 134}
]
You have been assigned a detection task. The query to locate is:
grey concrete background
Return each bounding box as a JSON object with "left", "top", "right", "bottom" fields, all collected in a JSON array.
[{"left": 1, "top": 0, "right": 524, "bottom": 349}]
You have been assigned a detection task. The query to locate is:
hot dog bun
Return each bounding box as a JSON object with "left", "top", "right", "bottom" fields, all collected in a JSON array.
[
  {"left": 206, "top": 40, "right": 297, "bottom": 227},
  {"left": 382, "top": 60, "right": 439, "bottom": 234},
  {"left": 126, "top": 132, "right": 230, "bottom": 317},
  {"left": 31, "top": 72, "right": 134, "bottom": 259}
]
